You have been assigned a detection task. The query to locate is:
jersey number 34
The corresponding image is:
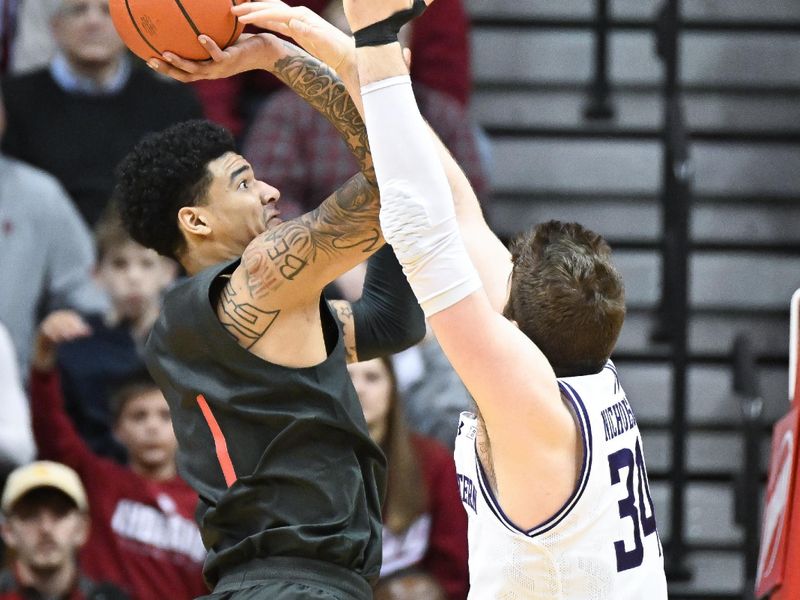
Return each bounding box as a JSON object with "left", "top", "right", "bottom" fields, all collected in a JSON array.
[{"left": 608, "top": 438, "right": 661, "bottom": 572}]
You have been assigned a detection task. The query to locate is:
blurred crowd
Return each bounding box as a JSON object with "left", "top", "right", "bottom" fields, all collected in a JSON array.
[{"left": 0, "top": 0, "right": 493, "bottom": 598}]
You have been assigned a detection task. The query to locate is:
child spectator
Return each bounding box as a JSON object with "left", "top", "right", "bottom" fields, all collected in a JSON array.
[
  {"left": 347, "top": 357, "right": 469, "bottom": 600},
  {"left": 57, "top": 208, "right": 177, "bottom": 462},
  {"left": 30, "top": 311, "right": 207, "bottom": 600},
  {"left": 0, "top": 460, "right": 128, "bottom": 599}
]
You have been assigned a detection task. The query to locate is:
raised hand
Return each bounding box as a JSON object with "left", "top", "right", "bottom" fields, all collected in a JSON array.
[
  {"left": 33, "top": 310, "right": 92, "bottom": 372},
  {"left": 233, "top": 1, "right": 354, "bottom": 74},
  {"left": 146, "top": 33, "right": 287, "bottom": 83}
]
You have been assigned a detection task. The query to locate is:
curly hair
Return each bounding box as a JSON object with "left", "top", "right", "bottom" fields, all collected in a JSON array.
[
  {"left": 113, "top": 120, "right": 236, "bottom": 260},
  {"left": 503, "top": 220, "right": 626, "bottom": 376}
]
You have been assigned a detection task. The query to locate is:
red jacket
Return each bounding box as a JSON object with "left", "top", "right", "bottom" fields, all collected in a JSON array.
[{"left": 29, "top": 370, "right": 208, "bottom": 600}]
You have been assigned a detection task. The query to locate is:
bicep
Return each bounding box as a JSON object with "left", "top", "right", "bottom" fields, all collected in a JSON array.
[
  {"left": 428, "top": 292, "right": 572, "bottom": 444},
  {"left": 239, "top": 173, "right": 382, "bottom": 306}
]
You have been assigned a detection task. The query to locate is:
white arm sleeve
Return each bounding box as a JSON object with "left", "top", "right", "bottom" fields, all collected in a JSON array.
[{"left": 361, "top": 76, "right": 482, "bottom": 317}]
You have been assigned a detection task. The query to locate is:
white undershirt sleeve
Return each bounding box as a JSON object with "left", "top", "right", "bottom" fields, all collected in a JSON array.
[{"left": 361, "top": 75, "right": 482, "bottom": 317}]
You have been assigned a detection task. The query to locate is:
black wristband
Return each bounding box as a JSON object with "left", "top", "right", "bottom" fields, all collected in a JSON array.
[{"left": 353, "top": 0, "right": 427, "bottom": 48}]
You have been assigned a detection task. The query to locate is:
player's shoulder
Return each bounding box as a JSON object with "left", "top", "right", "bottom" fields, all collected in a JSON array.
[{"left": 151, "top": 260, "right": 238, "bottom": 342}]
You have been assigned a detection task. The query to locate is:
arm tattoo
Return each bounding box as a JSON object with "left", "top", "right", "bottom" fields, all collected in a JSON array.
[
  {"left": 329, "top": 300, "right": 357, "bottom": 363},
  {"left": 218, "top": 281, "right": 280, "bottom": 348},
  {"left": 272, "top": 47, "right": 376, "bottom": 185},
  {"left": 245, "top": 174, "right": 381, "bottom": 299}
]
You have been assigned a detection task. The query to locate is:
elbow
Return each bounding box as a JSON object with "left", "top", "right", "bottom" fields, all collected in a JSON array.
[
  {"left": 406, "top": 305, "right": 427, "bottom": 348},
  {"left": 389, "top": 304, "right": 427, "bottom": 355}
]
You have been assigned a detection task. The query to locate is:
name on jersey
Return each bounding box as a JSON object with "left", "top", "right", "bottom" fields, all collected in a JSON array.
[
  {"left": 600, "top": 396, "right": 638, "bottom": 442},
  {"left": 457, "top": 474, "right": 477, "bottom": 513}
]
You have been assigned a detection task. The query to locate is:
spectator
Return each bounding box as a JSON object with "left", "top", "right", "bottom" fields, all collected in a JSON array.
[
  {"left": 30, "top": 311, "right": 207, "bottom": 600},
  {"left": 240, "top": 0, "right": 484, "bottom": 221},
  {"left": 1, "top": 0, "right": 203, "bottom": 226},
  {"left": 242, "top": 73, "right": 487, "bottom": 221},
  {"left": 0, "top": 460, "right": 129, "bottom": 599},
  {"left": 0, "top": 322, "right": 35, "bottom": 476},
  {"left": 347, "top": 357, "right": 469, "bottom": 600},
  {"left": 393, "top": 332, "right": 474, "bottom": 451},
  {"left": 0, "top": 81, "right": 108, "bottom": 378},
  {"left": 195, "top": 0, "right": 471, "bottom": 137},
  {"left": 58, "top": 208, "right": 177, "bottom": 462},
  {"left": 332, "top": 265, "right": 473, "bottom": 450}
]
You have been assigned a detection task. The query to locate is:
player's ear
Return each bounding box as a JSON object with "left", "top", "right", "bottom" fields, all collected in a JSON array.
[{"left": 177, "top": 206, "right": 212, "bottom": 239}]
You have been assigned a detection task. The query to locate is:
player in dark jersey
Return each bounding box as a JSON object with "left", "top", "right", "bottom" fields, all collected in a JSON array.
[{"left": 112, "top": 32, "right": 425, "bottom": 600}]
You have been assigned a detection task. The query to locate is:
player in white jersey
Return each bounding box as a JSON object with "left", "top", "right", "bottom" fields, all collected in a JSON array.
[
  {"left": 338, "top": 1, "right": 668, "bottom": 597},
  {"left": 228, "top": 0, "right": 669, "bottom": 597},
  {"left": 454, "top": 362, "right": 666, "bottom": 598}
]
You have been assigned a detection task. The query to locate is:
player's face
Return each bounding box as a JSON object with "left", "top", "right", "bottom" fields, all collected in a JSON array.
[
  {"left": 347, "top": 359, "right": 393, "bottom": 445},
  {"left": 97, "top": 241, "right": 176, "bottom": 321},
  {"left": 1, "top": 490, "right": 88, "bottom": 572},
  {"left": 53, "top": 0, "right": 124, "bottom": 68},
  {"left": 203, "top": 153, "right": 282, "bottom": 255},
  {"left": 114, "top": 389, "right": 178, "bottom": 473}
]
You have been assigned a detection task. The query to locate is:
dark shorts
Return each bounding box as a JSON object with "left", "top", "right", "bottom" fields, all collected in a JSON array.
[{"left": 198, "top": 557, "right": 373, "bottom": 600}]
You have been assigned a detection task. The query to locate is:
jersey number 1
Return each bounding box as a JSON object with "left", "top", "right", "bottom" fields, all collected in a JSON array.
[{"left": 608, "top": 438, "right": 659, "bottom": 572}]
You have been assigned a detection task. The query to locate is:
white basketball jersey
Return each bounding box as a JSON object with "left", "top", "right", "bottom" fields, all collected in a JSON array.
[{"left": 454, "top": 361, "right": 667, "bottom": 599}]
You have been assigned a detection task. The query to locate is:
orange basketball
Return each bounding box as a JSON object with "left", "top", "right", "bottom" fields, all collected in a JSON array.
[{"left": 109, "top": 0, "right": 249, "bottom": 62}]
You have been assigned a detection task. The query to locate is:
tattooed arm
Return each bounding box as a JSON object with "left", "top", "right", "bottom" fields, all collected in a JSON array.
[
  {"left": 219, "top": 171, "right": 381, "bottom": 352},
  {"left": 270, "top": 48, "right": 376, "bottom": 186}
]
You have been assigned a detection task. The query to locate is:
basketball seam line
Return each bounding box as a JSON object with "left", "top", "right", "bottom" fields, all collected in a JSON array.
[
  {"left": 223, "top": 0, "right": 240, "bottom": 49},
  {"left": 172, "top": 0, "right": 202, "bottom": 37},
  {"left": 124, "top": 0, "right": 162, "bottom": 57}
]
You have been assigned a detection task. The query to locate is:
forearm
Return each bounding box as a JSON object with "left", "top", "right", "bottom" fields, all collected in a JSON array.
[
  {"left": 359, "top": 61, "right": 481, "bottom": 316},
  {"left": 271, "top": 44, "right": 375, "bottom": 184},
  {"left": 425, "top": 122, "right": 512, "bottom": 313},
  {"left": 29, "top": 368, "right": 95, "bottom": 473}
]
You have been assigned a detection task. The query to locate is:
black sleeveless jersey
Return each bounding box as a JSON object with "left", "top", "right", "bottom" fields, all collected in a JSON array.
[{"left": 144, "top": 260, "right": 386, "bottom": 587}]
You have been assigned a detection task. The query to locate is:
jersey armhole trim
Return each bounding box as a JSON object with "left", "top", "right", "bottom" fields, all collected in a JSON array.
[{"left": 473, "top": 381, "right": 593, "bottom": 538}]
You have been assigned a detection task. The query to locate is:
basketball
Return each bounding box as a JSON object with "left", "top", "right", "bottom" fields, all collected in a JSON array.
[{"left": 108, "top": 0, "right": 249, "bottom": 62}]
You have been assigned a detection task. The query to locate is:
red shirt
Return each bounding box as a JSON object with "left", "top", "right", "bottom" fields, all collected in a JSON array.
[{"left": 29, "top": 370, "right": 208, "bottom": 600}]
